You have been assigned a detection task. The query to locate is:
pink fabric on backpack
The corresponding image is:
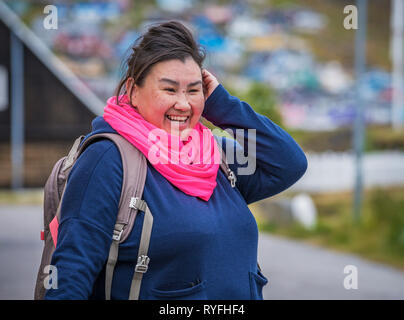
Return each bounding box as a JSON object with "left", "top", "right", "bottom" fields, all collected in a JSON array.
[
  {"left": 103, "top": 95, "right": 221, "bottom": 201},
  {"left": 49, "top": 216, "right": 59, "bottom": 247}
]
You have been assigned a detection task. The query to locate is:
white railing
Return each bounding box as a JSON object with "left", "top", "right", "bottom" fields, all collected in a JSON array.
[{"left": 292, "top": 151, "right": 404, "bottom": 192}]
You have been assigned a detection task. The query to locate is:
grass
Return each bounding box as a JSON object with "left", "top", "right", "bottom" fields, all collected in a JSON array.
[
  {"left": 0, "top": 189, "right": 44, "bottom": 205},
  {"left": 365, "top": 126, "right": 404, "bottom": 151},
  {"left": 288, "top": 127, "right": 353, "bottom": 152},
  {"left": 252, "top": 187, "right": 404, "bottom": 270},
  {"left": 289, "top": 125, "right": 404, "bottom": 153}
]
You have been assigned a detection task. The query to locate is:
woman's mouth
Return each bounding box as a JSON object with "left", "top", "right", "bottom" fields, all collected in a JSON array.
[
  {"left": 166, "top": 115, "right": 190, "bottom": 123},
  {"left": 165, "top": 115, "right": 193, "bottom": 139}
]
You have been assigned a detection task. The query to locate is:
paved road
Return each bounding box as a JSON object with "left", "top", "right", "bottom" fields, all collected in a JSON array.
[
  {"left": 258, "top": 233, "right": 404, "bottom": 299},
  {"left": 0, "top": 205, "right": 43, "bottom": 300},
  {"left": 1, "top": 205, "right": 404, "bottom": 300}
]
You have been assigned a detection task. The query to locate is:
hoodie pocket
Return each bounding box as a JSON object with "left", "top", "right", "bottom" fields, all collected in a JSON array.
[
  {"left": 249, "top": 270, "right": 268, "bottom": 300},
  {"left": 151, "top": 279, "right": 207, "bottom": 300}
]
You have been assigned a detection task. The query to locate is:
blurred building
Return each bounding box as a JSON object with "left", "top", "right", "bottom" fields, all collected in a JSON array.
[{"left": 0, "top": 3, "right": 103, "bottom": 188}]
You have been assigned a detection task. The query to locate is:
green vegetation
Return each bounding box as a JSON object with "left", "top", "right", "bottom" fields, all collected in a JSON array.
[
  {"left": 288, "top": 128, "right": 354, "bottom": 152},
  {"left": 0, "top": 189, "right": 43, "bottom": 205},
  {"left": 230, "top": 81, "right": 283, "bottom": 126},
  {"left": 254, "top": 187, "right": 404, "bottom": 270},
  {"left": 203, "top": 81, "right": 283, "bottom": 136},
  {"left": 289, "top": 126, "right": 404, "bottom": 153},
  {"left": 365, "top": 126, "right": 404, "bottom": 151}
]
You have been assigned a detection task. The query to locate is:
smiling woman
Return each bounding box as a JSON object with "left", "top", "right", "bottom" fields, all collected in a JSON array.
[{"left": 42, "top": 20, "right": 307, "bottom": 300}]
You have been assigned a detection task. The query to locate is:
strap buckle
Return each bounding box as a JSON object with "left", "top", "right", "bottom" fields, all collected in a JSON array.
[
  {"left": 227, "top": 169, "right": 237, "bottom": 188},
  {"left": 135, "top": 255, "right": 150, "bottom": 273},
  {"left": 129, "top": 197, "right": 139, "bottom": 209},
  {"left": 112, "top": 228, "right": 123, "bottom": 241},
  {"left": 129, "top": 197, "right": 147, "bottom": 212}
]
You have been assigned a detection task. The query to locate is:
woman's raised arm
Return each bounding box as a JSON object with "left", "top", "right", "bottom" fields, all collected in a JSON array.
[{"left": 203, "top": 83, "right": 307, "bottom": 204}]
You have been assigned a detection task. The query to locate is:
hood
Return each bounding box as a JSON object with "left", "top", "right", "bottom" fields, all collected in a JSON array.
[
  {"left": 81, "top": 116, "right": 118, "bottom": 144},
  {"left": 90, "top": 116, "right": 117, "bottom": 135}
]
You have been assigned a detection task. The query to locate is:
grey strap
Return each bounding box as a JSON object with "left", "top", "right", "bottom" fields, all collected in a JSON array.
[
  {"left": 218, "top": 142, "right": 237, "bottom": 188},
  {"left": 128, "top": 198, "right": 154, "bottom": 300},
  {"left": 105, "top": 223, "right": 125, "bottom": 300},
  {"left": 213, "top": 135, "right": 237, "bottom": 188},
  {"left": 62, "top": 135, "right": 85, "bottom": 172},
  {"left": 54, "top": 136, "right": 86, "bottom": 225},
  {"left": 81, "top": 133, "right": 149, "bottom": 300}
]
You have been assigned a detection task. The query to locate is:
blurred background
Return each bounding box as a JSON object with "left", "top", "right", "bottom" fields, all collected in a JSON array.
[{"left": 0, "top": 0, "right": 404, "bottom": 299}]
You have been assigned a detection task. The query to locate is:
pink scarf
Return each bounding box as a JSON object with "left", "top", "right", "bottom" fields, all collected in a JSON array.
[{"left": 103, "top": 95, "right": 221, "bottom": 201}]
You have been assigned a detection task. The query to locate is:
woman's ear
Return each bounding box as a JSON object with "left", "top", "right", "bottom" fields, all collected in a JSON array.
[{"left": 125, "top": 77, "right": 136, "bottom": 105}]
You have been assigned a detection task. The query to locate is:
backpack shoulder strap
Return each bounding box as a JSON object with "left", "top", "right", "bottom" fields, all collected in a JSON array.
[
  {"left": 73, "top": 133, "right": 146, "bottom": 233},
  {"left": 214, "top": 135, "right": 237, "bottom": 188},
  {"left": 81, "top": 133, "right": 148, "bottom": 241},
  {"left": 82, "top": 133, "right": 152, "bottom": 300}
]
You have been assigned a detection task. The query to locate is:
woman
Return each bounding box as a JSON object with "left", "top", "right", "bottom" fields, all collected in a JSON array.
[{"left": 45, "top": 20, "right": 307, "bottom": 300}]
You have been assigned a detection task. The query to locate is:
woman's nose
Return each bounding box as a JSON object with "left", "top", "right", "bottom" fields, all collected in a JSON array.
[{"left": 174, "top": 93, "right": 191, "bottom": 111}]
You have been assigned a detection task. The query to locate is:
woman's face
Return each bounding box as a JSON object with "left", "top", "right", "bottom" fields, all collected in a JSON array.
[{"left": 127, "top": 57, "right": 205, "bottom": 138}]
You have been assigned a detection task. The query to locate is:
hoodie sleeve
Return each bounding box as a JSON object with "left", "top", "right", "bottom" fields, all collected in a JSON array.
[
  {"left": 44, "top": 139, "right": 123, "bottom": 299},
  {"left": 203, "top": 84, "right": 307, "bottom": 204}
]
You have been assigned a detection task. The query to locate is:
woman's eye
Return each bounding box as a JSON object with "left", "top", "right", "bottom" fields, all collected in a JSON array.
[{"left": 164, "top": 88, "right": 199, "bottom": 93}]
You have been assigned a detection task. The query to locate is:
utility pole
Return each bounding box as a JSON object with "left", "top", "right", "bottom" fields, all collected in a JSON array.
[
  {"left": 391, "top": 0, "right": 404, "bottom": 130},
  {"left": 10, "top": 32, "right": 24, "bottom": 190},
  {"left": 353, "top": 0, "right": 367, "bottom": 223}
]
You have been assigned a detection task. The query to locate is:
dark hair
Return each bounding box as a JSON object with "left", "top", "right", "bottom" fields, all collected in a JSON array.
[{"left": 115, "top": 20, "right": 206, "bottom": 104}]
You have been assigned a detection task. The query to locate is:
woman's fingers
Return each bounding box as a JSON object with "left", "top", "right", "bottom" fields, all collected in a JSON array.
[{"left": 202, "top": 69, "right": 219, "bottom": 100}]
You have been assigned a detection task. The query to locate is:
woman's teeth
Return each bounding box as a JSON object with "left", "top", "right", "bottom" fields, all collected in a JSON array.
[{"left": 166, "top": 115, "right": 189, "bottom": 123}]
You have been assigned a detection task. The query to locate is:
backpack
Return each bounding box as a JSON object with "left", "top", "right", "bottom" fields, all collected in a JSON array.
[{"left": 34, "top": 132, "right": 237, "bottom": 300}]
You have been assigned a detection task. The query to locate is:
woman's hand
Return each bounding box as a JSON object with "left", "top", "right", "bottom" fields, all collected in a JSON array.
[{"left": 202, "top": 69, "right": 219, "bottom": 101}]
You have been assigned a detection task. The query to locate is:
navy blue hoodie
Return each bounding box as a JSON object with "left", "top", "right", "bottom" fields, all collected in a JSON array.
[{"left": 45, "top": 84, "right": 307, "bottom": 300}]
